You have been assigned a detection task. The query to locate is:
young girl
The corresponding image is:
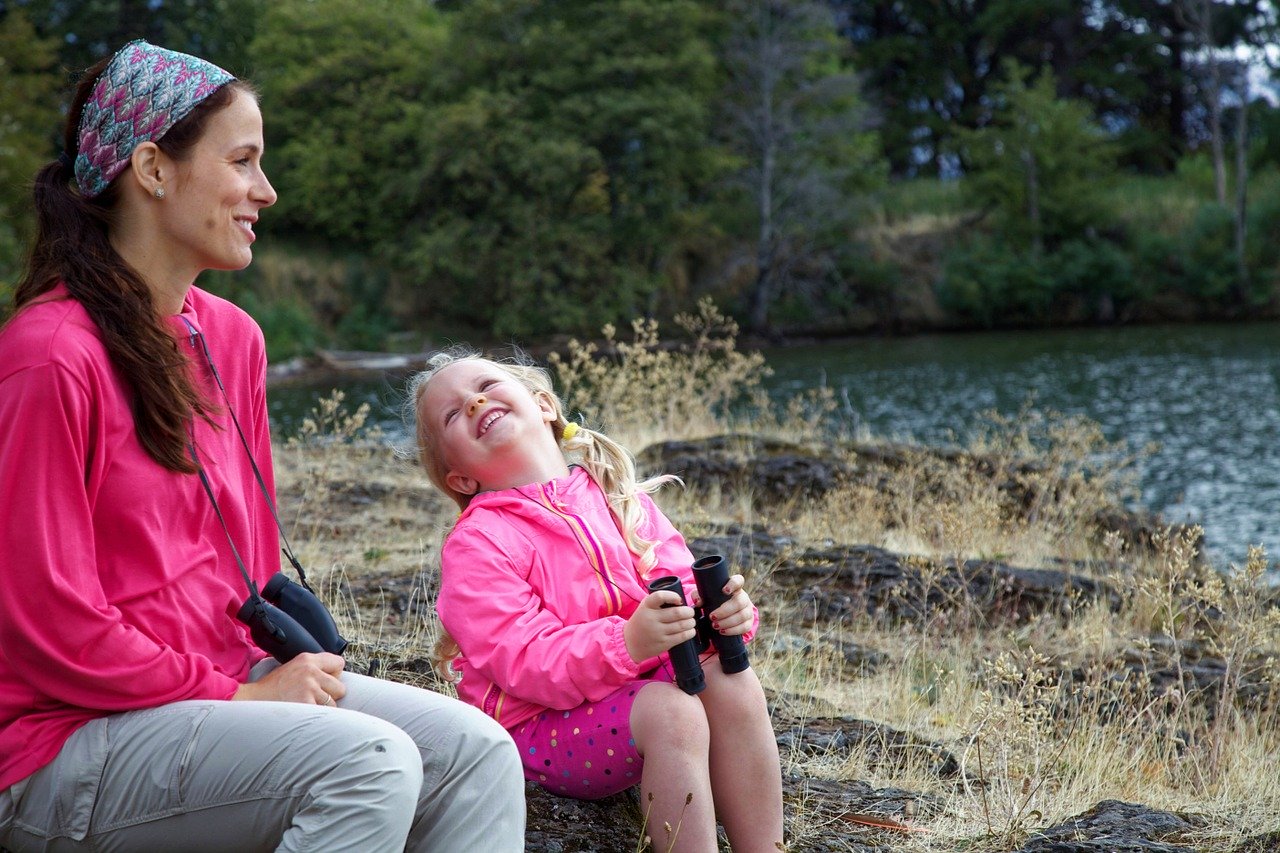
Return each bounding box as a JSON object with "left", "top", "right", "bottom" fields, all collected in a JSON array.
[{"left": 410, "top": 348, "right": 785, "bottom": 852}]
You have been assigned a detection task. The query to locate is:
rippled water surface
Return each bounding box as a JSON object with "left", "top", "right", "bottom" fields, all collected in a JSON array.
[
  {"left": 269, "top": 322, "right": 1280, "bottom": 564},
  {"left": 763, "top": 322, "right": 1280, "bottom": 564}
]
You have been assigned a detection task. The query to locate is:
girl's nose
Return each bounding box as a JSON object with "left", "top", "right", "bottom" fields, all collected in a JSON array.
[{"left": 466, "top": 394, "right": 487, "bottom": 417}]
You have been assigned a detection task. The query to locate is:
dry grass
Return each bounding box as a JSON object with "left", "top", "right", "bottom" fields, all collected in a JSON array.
[{"left": 273, "top": 317, "right": 1280, "bottom": 852}]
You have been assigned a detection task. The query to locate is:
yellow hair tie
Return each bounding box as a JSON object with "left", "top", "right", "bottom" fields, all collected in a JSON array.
[{"left": 561, "top": 422, "right": 580, "bottom": 441}]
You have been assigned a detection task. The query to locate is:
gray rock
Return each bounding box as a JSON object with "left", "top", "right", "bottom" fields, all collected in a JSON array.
[
  {"left": 763, "top": 540, "right": 1120, "bottom": 627},
  {"left": 1015, "top": 799, "right": 1207, "bottom": 852}
]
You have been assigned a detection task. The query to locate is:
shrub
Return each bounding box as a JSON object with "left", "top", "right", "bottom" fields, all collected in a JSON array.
[{"left": 937, "top": 238, "right": 1053, "bottom": 327}]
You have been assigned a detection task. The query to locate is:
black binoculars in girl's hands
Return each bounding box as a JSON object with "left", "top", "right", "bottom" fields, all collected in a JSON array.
[
  {"left": 237, "top": 572, "right": 349, "bottom": 663},
  {"left": 647, "top": 555, "right": 751, "bottom": 696}
]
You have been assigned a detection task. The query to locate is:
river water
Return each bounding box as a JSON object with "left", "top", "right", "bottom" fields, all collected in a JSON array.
[{"left": 269, "top": 321, "right": 1280, "bottom": 566}]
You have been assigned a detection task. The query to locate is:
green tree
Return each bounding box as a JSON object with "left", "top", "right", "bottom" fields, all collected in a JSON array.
[
  {"left": 249, "top": 0, "right": 445, "bottom": 249},
  {"left": 838, "top": 0, "right": 1089, "bottom": 175},
  {"left": 718, "top": 0, "right": 883, "bottom": 333},
  {"left": 0, "top": 8, "right": 60, "bottom": 290},
  {"left": 958, "top": 61, "right": 1116, "bottom": 253},
  {"left": 837, "top": 0, "right": 1254, "bottom": 175},
  {"left": 10, "top": 0, "right": 259, "bottom": 76},
  {"left": 399, "top": 0, "right": 723, "bottom": 339}
]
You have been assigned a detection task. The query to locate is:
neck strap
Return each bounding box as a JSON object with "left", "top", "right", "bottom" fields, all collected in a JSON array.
[{"left": 180, "top": 316, "right": 314, "bottom": 593}]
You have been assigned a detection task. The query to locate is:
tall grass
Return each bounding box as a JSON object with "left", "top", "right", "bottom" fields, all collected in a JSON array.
[{"left": 274, "top": 314, "right": 1280, "bottom": 851}]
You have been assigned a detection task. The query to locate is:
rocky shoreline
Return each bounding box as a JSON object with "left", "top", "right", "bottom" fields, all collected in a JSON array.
[{"left": 285, "top": 435, "right": 1278, "bottom": 852}]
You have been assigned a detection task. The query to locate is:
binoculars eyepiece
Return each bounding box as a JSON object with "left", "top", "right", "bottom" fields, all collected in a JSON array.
[
  {"left": 236, "top": 572, "right": 349, "bottom": 663},
  {"left": 647, "top": 554, "right": 752, "bottom": 696}
]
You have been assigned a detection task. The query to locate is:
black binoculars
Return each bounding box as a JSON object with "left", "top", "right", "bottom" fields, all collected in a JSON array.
[
  {"left": 647, "top": 555, "right": 751, "bottom": 696},
  {"left": 237, "top": 572, "right": 349, "bottom": 663}
]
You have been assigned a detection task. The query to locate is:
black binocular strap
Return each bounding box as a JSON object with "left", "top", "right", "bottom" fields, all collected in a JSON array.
[
  {"left": 189, "top": 439, "right": 263, "bottom": 601},
  {"left": 181, "top": 319, "right": 314, "bottom": 593}
]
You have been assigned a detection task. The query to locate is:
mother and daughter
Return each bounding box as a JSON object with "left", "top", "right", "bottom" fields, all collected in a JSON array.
[
  {"left": 408, "top": 349, "right": 785, "bottom": 852},
  {"left": 0, "top": 33, "right": 782, "bottom": 853}
]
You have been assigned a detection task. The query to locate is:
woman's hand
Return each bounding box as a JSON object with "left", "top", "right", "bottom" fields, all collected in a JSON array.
[
  {"left": 232, "top": 652, "right": 346, "bottom": 705},
  {"left": 698, "top": 574, "right": 754, "bottom": 637},
  {"left": 624, "top": 589, "right": 697, "bottom": 664}
]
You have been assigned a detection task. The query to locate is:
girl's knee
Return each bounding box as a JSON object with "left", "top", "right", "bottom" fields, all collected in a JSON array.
[
  {"left": 702, "top": 666, "right": 768, "bottom": 715},
  {"left": 633, "top": 683, "right": 709, "bottom": 751}
]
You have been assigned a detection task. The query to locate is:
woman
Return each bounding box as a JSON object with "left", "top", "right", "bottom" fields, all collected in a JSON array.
[{"left": 0, "top": 41, "right": 524, "bottom": 852}]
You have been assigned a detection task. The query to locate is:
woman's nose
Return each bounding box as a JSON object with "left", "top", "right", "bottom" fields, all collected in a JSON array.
[{"left": 466, "top": 394, "right": 487, "bottom": 417}]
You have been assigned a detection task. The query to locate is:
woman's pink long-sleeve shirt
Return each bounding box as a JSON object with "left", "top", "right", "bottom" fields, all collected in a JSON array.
[
  {"left": 0, "top": 285, "right": 276, "bottom": 791},
  {"left": 437, "top": 466, "right": 754, "bottom": 731}
]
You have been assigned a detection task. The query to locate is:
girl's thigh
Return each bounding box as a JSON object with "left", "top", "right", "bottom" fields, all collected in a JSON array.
[{"left": 511, "top": 670, "right": 674, "bottom": 800}]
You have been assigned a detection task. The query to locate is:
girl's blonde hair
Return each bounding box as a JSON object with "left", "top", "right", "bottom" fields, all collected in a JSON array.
[{"left": 406, "top": 346, "right": 679, "bottom": 680}]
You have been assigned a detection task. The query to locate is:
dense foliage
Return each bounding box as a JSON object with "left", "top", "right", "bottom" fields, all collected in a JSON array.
[{"left": 1, "top": 0, "right": 1279, "bottom": 352}]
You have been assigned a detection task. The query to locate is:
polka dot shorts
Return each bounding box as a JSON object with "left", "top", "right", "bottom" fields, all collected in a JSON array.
[{"left": 511, "top": 668, "right": 675, "bottom": 800}]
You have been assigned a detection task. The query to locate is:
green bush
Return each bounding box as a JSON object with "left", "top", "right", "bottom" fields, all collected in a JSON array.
[
  {"left": 1045, "top": 237, "right": 1140, "bottom": 304},
  {"left": 1178, "top": 203, "right": 1237, "bottom": 300},
  {"left": 240, "top": 294, "right": 325, "bottom": 363},
  {"left": 938, "top": 238, "right": 1052, "bottom": 326},
  {"left": 1244, "top": 189, "right": 1280, "bottom": 303},
  {"left": 1130, "top": 229, "right": 1189, "bottom": 300}
]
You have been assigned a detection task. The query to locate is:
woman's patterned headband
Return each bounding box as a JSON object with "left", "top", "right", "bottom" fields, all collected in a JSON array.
[{"left": 74, "top": 40, "right": 234, "bottom": 198}]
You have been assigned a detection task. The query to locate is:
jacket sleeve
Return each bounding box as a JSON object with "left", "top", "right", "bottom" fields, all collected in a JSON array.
[
  {"left": 438, "top": 523, "right": 649, "bottom": 710},
  {"left": 642, "top": 494, "right": 759, "bottom": 642},
  {"left": 0, "top": 361, "right": 241, "bottom": 708}
]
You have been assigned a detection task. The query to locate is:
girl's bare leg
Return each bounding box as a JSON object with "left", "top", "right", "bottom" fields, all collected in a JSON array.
[
  {"left": 698, "top": 664, "right": 784, "bottom": 852},
  {"left": 630, "top": 682, "right": 718, "bottom": 852}
]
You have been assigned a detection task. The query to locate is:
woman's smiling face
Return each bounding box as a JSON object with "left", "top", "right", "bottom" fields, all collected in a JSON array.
[{"left": 160, "top": 89, "right": 276, "bottom": 277}]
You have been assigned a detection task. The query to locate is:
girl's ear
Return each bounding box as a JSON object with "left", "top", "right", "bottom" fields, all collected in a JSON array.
[
  {"left": 535, "top": 391, "right": 558, "bottom": 424},
  {"left": 446, "top": 471, "right": 480, "bottom": 497}
]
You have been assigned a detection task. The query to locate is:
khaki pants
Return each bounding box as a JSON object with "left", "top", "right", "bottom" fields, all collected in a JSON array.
[{"left": 0, "top": 662, "right": 525, "bottom": 852}]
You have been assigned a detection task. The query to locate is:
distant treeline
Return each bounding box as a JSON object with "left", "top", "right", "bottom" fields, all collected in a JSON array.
[{"left": 3, "top": 0, "right": 1280, "bottom": 358}]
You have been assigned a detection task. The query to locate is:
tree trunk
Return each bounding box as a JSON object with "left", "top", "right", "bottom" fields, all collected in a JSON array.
[
  {"left": 1023, "top": 146, "right": 1042, "bottom": 254},
  {"left": 749, "top": 137, "right": 776, "bottom": 334},
  {"left": 1200, "top": 0, "right": 1228, "bottom": 204},
  {"left": 1234, "top": 88, "right": 1249, "bottom": 304}
]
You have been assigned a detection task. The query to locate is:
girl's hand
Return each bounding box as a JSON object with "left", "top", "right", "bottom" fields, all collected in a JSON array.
[
  {"left": 232, "top": 652, "right": 346, "bottom": 705},
  {"left": 624, "top": 590, "right": 697, "bottom": 663},
  {"left": 701, "top": 574, "right": 754, "bottom": 637}
]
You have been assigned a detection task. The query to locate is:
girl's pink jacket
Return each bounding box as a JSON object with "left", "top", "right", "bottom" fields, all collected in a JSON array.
[{"left": 437, "top": 466, "right": 756, "bottom": 731}]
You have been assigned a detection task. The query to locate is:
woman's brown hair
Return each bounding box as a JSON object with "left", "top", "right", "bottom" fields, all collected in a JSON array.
[{"left": 13, "top": 59, "right": 254, "bottom": 473}]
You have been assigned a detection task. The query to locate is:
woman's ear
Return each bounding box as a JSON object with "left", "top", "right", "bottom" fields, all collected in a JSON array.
[
  {"left": 127, "top": 141, "right": 167, "bottom": 197},
  {"left": 446, "top": 471, "right": 480, "bottom": 497}
]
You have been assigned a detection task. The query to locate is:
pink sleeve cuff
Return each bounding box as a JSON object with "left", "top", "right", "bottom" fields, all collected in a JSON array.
[{"left": 606, "top": 614, "right": 660, "bottom": 676}]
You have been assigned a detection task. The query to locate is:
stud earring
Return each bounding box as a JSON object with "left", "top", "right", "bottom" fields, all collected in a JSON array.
[{"left": 154, "top": 186, "right": 165, "bottom": 199}]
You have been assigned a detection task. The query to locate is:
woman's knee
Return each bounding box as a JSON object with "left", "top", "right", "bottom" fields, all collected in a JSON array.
[
  {"left": 316, "top": 712, "right": 425, "bottom": 800},
  {"left": 450, "top": 702, "right": 522, "bottom": 777}
]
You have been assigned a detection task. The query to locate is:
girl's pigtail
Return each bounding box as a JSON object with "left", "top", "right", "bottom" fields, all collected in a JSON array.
[
  {"left": 431, "top": 630, "right": 463, "bottom": 684},
  {"left": 562, "top": 421, "right": 679, "bottom": 576}
]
